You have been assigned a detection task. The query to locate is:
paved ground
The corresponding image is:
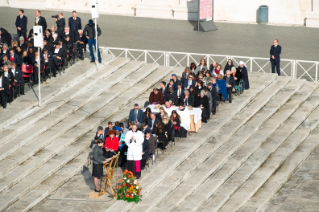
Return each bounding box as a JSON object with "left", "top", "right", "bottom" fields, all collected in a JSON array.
[
  {"left": 0, "top": 7, "right": 319, "bottom": 61},
  {"left": 264, "top": 146, "right": 319, "bottom": 212}
]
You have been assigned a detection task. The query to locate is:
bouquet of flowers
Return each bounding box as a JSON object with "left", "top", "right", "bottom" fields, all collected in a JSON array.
[{"left": 117, "top": 169, "right": 142, "bottom": 203}]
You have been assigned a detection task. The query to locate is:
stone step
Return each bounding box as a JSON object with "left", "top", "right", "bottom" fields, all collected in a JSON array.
[
  {"left": 0, "top": 55, "right": 113, "bottom": 130},
  {"left": 185, "top": 82, "right": 319, "bottom": 212},
  {"left": 239, "top": 127, "right": 319, "bottom": 211},
  {"left": 217, "top": 96, "right": 319, "bottom": 212},
  {"left": 0, "top": 60, "right": 145, "bottom": 179},
  {"left": 0, "top": 56, "right": 124, "bottom": 146},
  {"left": 105, "top": 73, "right": 279, "bottom": 212},
  {"left": 129, "top": 77, "right": 293, "bottom": 212},
  {"left": 0, "top": 62, "right": 157, "bottom": 195},
  {"left": 0, "top": 65, "right": 175, "bottom": 212}
]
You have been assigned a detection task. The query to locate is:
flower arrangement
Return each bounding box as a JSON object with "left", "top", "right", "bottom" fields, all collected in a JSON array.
[{"left": 117, "top": 169, "right": 142, "bottom": 203}]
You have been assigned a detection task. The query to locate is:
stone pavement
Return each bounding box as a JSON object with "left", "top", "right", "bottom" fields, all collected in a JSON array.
[
  {"left": 0, "top": 7, "right": 319, "bottom": 61},
  {"left": 263, "top": 146, "right": 319, "bottom": 212}
]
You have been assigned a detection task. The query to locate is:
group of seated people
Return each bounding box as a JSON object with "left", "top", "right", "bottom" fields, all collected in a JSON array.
[
  {"left": 90, "top": 58, "right": 250, "bottom": 189},
  {"left": 0, "top": 14, "right": 87, "bottom": 109}
]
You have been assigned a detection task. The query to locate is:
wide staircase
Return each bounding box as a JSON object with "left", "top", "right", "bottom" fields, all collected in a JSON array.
[{"left": 0, "top": 53, "right": 319, "bottom": 212}]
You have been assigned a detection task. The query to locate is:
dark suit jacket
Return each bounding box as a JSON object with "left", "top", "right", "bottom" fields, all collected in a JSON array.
[
  {"left": 182, "top": 94, "right": 194, "bottom": 106},
  {"left": 32, "top": 55, "right": 44, "bottom": 69},
  {"left": 6, "top": 70, "right": 15, "bottom": 86},
  {"left": 9, "top": 53, "right": 20, "bottom": 65},
  {"left": 19, "top": 42, "right": 27, "bottom": 50},
  {"left": 159, "top": 87, "right": 168, "bottom": 96},
  {"left": 56, "top": 18, "right": 65, "bottom": 37},
  {"left": 223, "top": 75, "right": 235, "bottom": 88},
  {"left": 147, "top": 118, "right": 160, "bottom": 131},
  {"left": 0, "top": 27, "right": 11, "bottom": 46},
  {"left": 68, "top": 17, "right": 82, "bottom": 33},
  {"left": 15, "top": 15, "right": 28, "bottom": 32},
  {"left": 63, "top": 32, "right": 74, "bottom": 44},
  {"left": 183, "top": 79, "right": 196, "bottom": 89},
  {"left": 0, "top": 76, "right": 10, "bottom": 94},
  {"left": 51, "top": 47, "right": 64, "bottom": 61},
  {"left": 270, "top": 45, "right": 281, "bottom": 62},
  {"left": 142, "top": 138, "right": 150, "bottom": 160},
  {"left": 36, "top": 16, "right": 47, "bottom": 31},
  {"left": 128, "top": 109, "right": 143, "bottom": 123},
  {"left": 11, "top": 67, "right": 23, "bottom": 83},
  {"left": 165, "top": 91, "right": 178, "bottom": 105}
]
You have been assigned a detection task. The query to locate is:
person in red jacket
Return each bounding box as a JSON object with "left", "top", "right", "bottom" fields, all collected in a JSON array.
[{"left": 104, "top": 130, "right": 119, "bottom": 158}]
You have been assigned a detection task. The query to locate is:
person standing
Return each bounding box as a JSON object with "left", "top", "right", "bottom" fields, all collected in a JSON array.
[
  {"left": 125, "top": 123, "right": 144, "bottom": 179},
  {"left": 15, "top": 9, "right": 28, "bottom": 42},
  {"left": 270, "top": 39, "right": 282, "bottom": 76},
  {"left": 69, "top": 11, "right": 82, "bottom": 41},
  {"left": 35, "top": 10, "right": 47, "bottom": 32},
  {"left": 83, "top": 19, "right": 101, "bottom": 63},
  {"left": 55, "top": 13, "right": 65, "bottom": 39}
]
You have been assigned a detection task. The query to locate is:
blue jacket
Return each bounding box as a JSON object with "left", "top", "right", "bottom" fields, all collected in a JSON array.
[
  {"left": 217, "top": 79, "right": 228, "bottom": 101},
  {"left": 128, "top": 109, "right": 143, "bottom": 123},
  {"left": 270, "top": 45, "right": 281, "bottom": 62},
  {"left": 68, "top": 17, "right": 82, "bottom": 33}
]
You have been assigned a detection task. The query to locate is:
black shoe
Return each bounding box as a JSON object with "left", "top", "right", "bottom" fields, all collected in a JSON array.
[
  {"left": 94, "top": 189, "right": 100, "bottom": 192},
  {"left": 98, "top": 60, "right": 102, "bottom": 63},
  {"left": 21, "top": 93, "right": 25, "bottom": 95},
  {"left": 90, "top": 60, "right": 95, "bottom": 63},
  {"left": 80, "top": 57, "right": 84, "bottom": 60}
]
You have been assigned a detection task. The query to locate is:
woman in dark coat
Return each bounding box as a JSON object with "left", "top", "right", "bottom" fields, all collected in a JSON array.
[
  {"left": 198, "top": 90, "right": 210, "bottom": 123},
  {"left": 162, "top": 115, "right": 172, "bottom": 142},
  {"left": 142, "top": 107, "right": 151, "bottom": 123},
  {"left": 224, "top": 59, "right": 234, "bottom": 72},
  {"left": 154, "top": 122, "right": 168, "bottom": 149},
  {"left": 92, "top": 139, "right": 109, "bottom": 192},
  {"left": 237, "top": 61, "right": 250, "bottom": 90}
]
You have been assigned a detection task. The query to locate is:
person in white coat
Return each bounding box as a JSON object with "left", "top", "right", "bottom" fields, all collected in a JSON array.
[{"left": 125, "top": 123, "right": 144, "bottom": 179}]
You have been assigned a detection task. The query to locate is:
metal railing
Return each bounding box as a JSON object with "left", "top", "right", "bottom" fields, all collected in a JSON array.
[{"left": 99, "top": 47, "right": 319, "bottom": 82}]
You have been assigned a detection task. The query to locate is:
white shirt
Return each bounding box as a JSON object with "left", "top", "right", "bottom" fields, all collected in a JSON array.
[
  {"left": 36, "top": 16, "right": 39, "bottom": 24},
  {"left": 4, "top": 72, "right": 8, "bottom": 78},
  {"left": 125, "top": 130, "right": 144, "bottom": 161},
  {"left": 0, "top": 77, "right": 2, "bottom": 88},
  {"left": 20, "top": 15, "right": 23, "bottom": 19},
  {"left": 11, "top": 69, "right": 15, "bottom": 76},
  {"left": 54, "top": 48, "right": 59, "bottom": 53},
  {"left": 44, "top": 53, "right": 48, "bottom": 63}
]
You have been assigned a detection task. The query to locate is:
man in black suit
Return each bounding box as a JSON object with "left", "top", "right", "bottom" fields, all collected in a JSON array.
[
  {"left": 9, "top": 48, "right": 20, "bottom": 65},
  {"left": 15, "top": 9, "right": 28, "bottom": 42},
  {"left": 165, "top": 87, "right": 178, "bottom": 106},
  {"left": 182, "top": 89, "right": 194, "bottom": 107},
  {"left": 159, "top": 81, "right": 167, "bottom": 97},
  {"left": 51, "top": 42, "right": 63, "bottom": 77},
  {"left": 103, "top": 122, "right": 116, "bottom": 140},
  {"left": 207, "top": 83, "right": 218, "bottom": 115},
  {"left": 76, "top": 30, "right": 85, "bottom": 60},
  {"left": 3, "top": 65, "right": 15, "bottom": 102},
  {"left": 55, "top": 13, "right": 65, "bottom": 39},
  {"left": 0, "top": 71, "right": 9, "bottom": 108},
  {"left": 223, "top": 70, "right": 235, "bottom": 103},
  {"left": 35, "top": 10, "right": 47, "bottom": 32},
  {"left": 69, "top": 11, "right": 82, "bottom": 41},
  {"left": 43, "top": 48, "right": 52, "bottom": 79},
  {"left": 270, "top": 39, "right": 282, "bottom": 76},
  {"left": 63, "top": 26, "right": 74, "bottom": 44},
  {"left": 19, "top": 37, "right": 27, "bottom": 50},
  {"left": 8, "top": 61, "right": 25, "bottom": 96},
  {"left": 1, "top": 43, "right": 10, "bottom": 58},
  {"left": 147, "top": 113, "right": 159, "bottom": 133},
  {"left": 0, "top": 54, "right": 9, "bottom": 69},
  {"left": 176, "top": 82, "right": 184, "bottom": 104}
]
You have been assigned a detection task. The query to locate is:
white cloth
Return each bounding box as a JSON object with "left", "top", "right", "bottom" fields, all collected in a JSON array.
[
  {"left": 125, "top": 130, "right": 144, "bottom": 161},
  {"left": 0, "top": 77, "right": 2, "bottom": 88},
  {"left": 176, "top": 108, "right": 190, "bottom": 130},
  {"left": 145, "top": 105, "right": 202, "bottom": 129},
  {"left": 239, "top": 61, "right": 247, "bottom": 67}
]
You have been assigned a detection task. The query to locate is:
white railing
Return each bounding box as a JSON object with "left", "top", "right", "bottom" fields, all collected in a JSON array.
[{"left": 99, "top": 47, "right": 319, "bottom": 82}]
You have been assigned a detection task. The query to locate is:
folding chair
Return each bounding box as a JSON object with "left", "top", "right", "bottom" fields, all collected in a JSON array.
[{"left": 21, "top": 64, "right": 33, "bottom": 87}]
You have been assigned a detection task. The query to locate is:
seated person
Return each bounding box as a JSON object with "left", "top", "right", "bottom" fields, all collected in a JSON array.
[
  {"left": 141, "top": 122, "right": 152, "bottom": 134},
  {"left": 198, "top": 90, "right": 210, "bottom": 123},
  {"left": 164, "top": 101, "right": 171, "bottom": 109},
  {"left": 104, "top": 130, "right": 119, "bottom": 158},
  {"left": 156, "top": 106, "right": 168, "bottom": 121},
  {"left": 141, "top": 130, "right": 151, "bottom": 170},
  {"left": 8, "top": 61, "right": 25, "bottom": 97},
  {"left": 76, "top": 30, "right": 86, "bottom": 60},
  {"left": 176, "top": 82, "right": 184, "bottom": 104},
  {"left": 159, "top": 81, "right": 167, "bottom": 96},
  {"left": 177, "top": 103, "right": 189, "bottom": 137},
  {"left": 171, "top": 74, "right": 180, "bottom": 89},
  {"left": 104, "top": 121, "right": 116, "bottom": 139},
  {"left": 223, "top": 70, "right": 235, "bottom": 103},
  {"left": 0, "top": 71, "right": 9, "bottom": 108},
  {"left": 142, "top": 107, "right": 151, "bottom": 123},
  {"left": 162, "top": 114, "right": 172, "bottom": 142},
  {"left": 171, "top": 110, "right": 181, "bottom": 133},
  {"left": 153, "top": 122, "right": 168, "bottom": 150},
  {"left": 182, "top": 89, "right": 194, "bottom": 107},
  {"left": 8, "top": 48, "right": 19, "bottom": 65},
  {"left": 181, "top": 67, "right": 191, "bottom": 83},
  {"left": 128, "top": 103, "right": 143, "bottom": 128},
  {"left": 2, "top": 65, "right": 14, "bottom": 102},
  {"left": 149, "top": 88, "right": 163, "bottom": 105},
  {"left": 216, "top": 74, "right": 228, "bottom": 102},
  {"left": 166, "top": 79, "right": 176, "bottom": 91},
  {"left": 164, "top": 87, "right": 178, "bottom": 106},
  {"left": 147, "top": 113, "right": 160, "bottom": 132},
  {"left": 94, "top": 126, "right": 104, "bottom": 140}
]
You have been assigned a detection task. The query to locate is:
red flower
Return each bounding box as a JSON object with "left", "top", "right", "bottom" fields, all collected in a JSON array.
[
  {"left": 118, "top": 186, "right": 121, "bottom": 189},
  {"left": 130, "top": 195, "right": 133, "bottom": 199},
  {"left": 123, "top": 183, "right": 126, "bottom": 186},
  {"left": 128, "top": 190, "right": 132, "bottom": 194},
  {"left": 119, "top": 179, "right": 122, "bottom": 183},
  {"left": 126, "top": 194, "right": 129, "bottom": 198}
]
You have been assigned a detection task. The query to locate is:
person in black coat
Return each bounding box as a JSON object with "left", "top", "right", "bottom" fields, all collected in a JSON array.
[
  {"left": 55, "top": 13, "right": 65, "bottom": 39},
  {"left": 8, "top": 61, "right": 25, "bottom": 96},
  {"left": 0, "top": 27, "right": 12, "bottom": 47},
  {"left": 154, "top": 122, "right": 168, "bottom": 150},
  {"left": 207, "top": 83, "right": 218, "bottom": 115},
  {"left": 270, "top": 39, "right": 282, "bottom": 76},
  {"left": 147, "top": 113, "right": 160, "bottom": 133},
  {"left": 237, "top": 62, "right": 250, "bottom": 90},
  {"left": 224, "top": 59, "right": 234, "bottom": 73},
  {"left": 103, "top": 122, "right": 116, "bottom": 140},
  {"left": 141, "top": 131, "right": 151, "bottom": 169},
  {"left": 8, "top": 48, "right": 20, "bottom": 65},
  {"left": 165, "top": 87, "right": 178, "bottom": 106},
  {"left": 198, "top": 90, "right": 209, "bottom": 123},
  {"left": 181, "top": 89, "right": 194, "bottom": 107},
  {"left": 223, "top": 70, "right": 235, "bottom": 103},
  {"left": 0, "top": 71, "right": 9, "bottom": 108},
  {"left": 32, "top": 50, "right": 44, "bottom": 84},
  {"left": 3, "top": 65, "right": 15, "bottom": 102},
  {"left": 50, "top": 42, "right": 63, "bottom": 77},
  {"left": 69, "top": 11, "right": 82, "bottom": 41},
  {"left": 35, "top": 10, "right": 47, "bottom": 32},
  {"left": 15, "top": 9, "right": 28, "bottom": 42},
  {"left": 162, "top": 115, "right": 172, "bottom": 141}
]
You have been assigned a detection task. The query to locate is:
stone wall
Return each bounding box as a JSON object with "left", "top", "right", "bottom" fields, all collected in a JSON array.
[{"left": 1, "top": 0, "right": 316, "bottom": 26}]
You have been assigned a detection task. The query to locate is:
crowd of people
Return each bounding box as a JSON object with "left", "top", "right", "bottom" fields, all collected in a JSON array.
[
  {"left": 91, "top": 58, "right": 250, "bottom": 192},
  {"left": 0, "top": 9, "right": 102, "bottom": 109}
]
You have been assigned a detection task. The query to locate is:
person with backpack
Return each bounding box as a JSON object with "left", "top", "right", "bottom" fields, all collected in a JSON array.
[{"left": 83, "top": 19, "right": 101, "bottom": 63}]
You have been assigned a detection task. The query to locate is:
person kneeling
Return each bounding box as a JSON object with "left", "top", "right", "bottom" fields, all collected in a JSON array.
[{"left": 92, "top": 139, "right": 112, "bottom": 192}]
